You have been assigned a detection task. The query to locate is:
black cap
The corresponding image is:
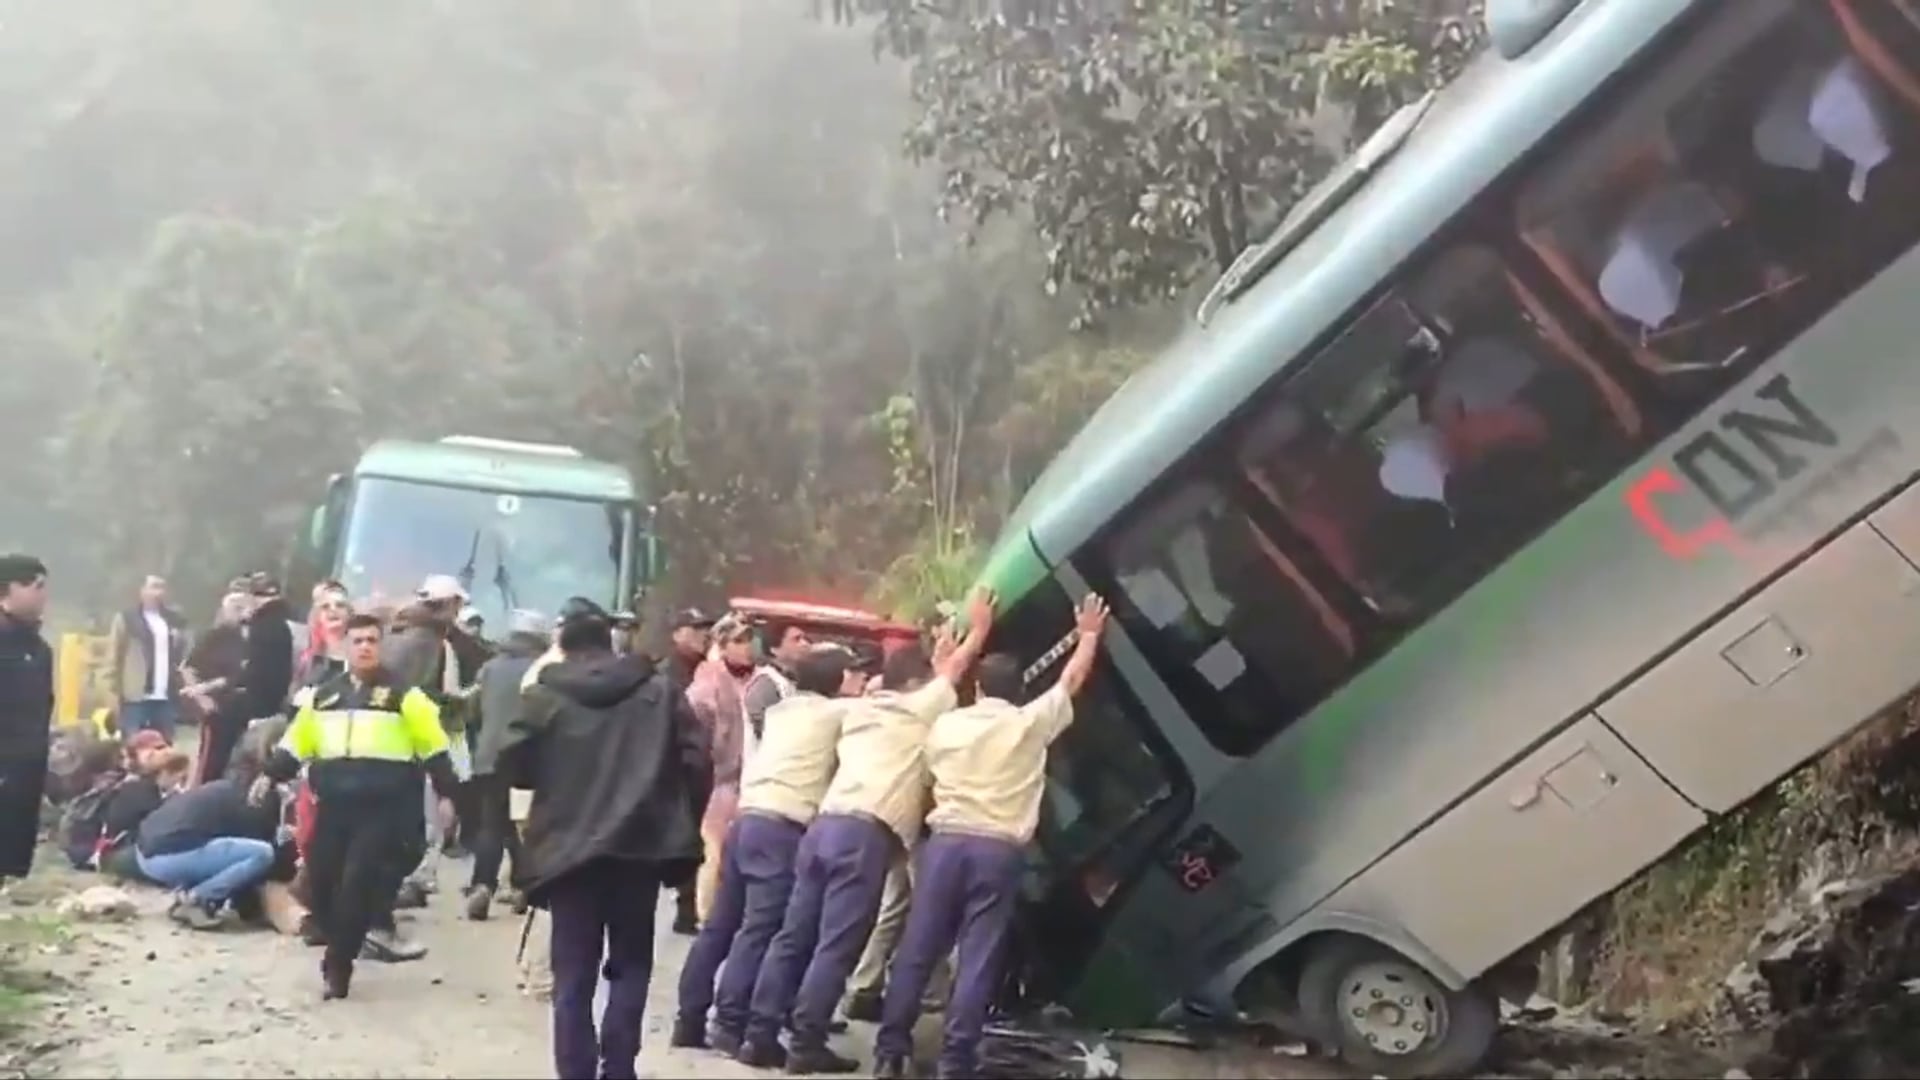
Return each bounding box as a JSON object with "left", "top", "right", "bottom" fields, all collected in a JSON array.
[
  {"left": 556, "top": 597, "right": 610, "bottom": 629},
  {"left": 672, "top": 608, "right": 717, "bottom": 631},
  {"left": 0, "top": 554, "right": 46, "bottom": 589}
]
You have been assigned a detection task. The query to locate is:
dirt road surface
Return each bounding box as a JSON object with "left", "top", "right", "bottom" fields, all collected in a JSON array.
[{"left": 2, "top": 856, "right": 1353, "bottom": 1080}]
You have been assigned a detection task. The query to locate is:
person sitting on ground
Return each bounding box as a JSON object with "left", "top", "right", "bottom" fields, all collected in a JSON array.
[
  {"left": 57, "top": 738, "right": 135, "bottom": 868},
  {"left": 56, "top": 736, "right": 125, "bottom": 805},
  {"left": 222, "top": 719, "right": 313, "bottom": 938},
  {"left": 96, "top": 750, "right": 192, "bottom": 882},
  {"left": 46, "top": 726, "right": 112, "bottom": 807},
  {"left": 134, "top": 749, "right": 282, "bottom": 930}
]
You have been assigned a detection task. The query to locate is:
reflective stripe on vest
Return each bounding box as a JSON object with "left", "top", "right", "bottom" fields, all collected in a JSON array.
[{"left": 305, "top": 707, "right": 420, "bottom": 763}]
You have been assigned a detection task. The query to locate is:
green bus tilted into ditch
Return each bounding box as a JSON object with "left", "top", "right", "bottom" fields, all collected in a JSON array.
[
  {"left": 979, "top": 0, "right": 1920, "bottom": 1074},
  {"left": 290, "top": 436, "right": 657, "bottom": 625}
]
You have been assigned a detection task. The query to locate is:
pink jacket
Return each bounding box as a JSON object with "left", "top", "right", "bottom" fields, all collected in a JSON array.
[{"left": 686, "top": 658, "right": 751, "bottom": 836}]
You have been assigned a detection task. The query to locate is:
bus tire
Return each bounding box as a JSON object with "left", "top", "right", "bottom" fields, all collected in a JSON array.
[{"left": 1297, "top": 936, "right": 1498, "bottom": 1079}]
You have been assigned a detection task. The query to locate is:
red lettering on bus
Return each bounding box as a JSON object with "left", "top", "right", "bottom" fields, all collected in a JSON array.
[
  {"left": 1624, "top": 467, "right": 1750, "bottom": 561},
  {"left": 1177, "top": 852, "right": 1215, "bottom": 891}
]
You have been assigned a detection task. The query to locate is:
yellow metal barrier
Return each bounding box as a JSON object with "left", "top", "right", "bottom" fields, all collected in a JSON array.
[{"left": 54, "top": 632, "right": 114, "bottom": 732}]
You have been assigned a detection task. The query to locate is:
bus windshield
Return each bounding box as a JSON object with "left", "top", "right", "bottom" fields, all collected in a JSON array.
[{"left": 337, "top": 477, "right": 628, "bottom": 626}]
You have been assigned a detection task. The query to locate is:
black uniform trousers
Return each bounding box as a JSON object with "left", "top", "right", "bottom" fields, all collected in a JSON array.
[{"left": 307, "top": 786, "right": 421, "bottom": 974}]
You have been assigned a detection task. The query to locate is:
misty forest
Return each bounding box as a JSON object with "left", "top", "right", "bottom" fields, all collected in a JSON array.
[{"left": 0, "top": 0, "right": 1483, "bottom": 620}]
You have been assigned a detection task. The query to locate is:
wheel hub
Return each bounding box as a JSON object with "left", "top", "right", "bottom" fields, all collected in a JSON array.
[{"left": 1341, "top": 960, "right": 1446, "bottom": 1057}]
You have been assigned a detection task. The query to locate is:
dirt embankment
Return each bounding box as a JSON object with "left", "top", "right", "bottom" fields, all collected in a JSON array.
[{"left": 1564, "top": 698, "right": 1920, "bottom": 1079}]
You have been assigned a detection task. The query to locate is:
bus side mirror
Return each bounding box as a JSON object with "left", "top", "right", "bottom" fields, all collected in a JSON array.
[
  {"left": 309, "top": 475, "right": 347, "bottom": 548},
  {"left": 642, "top": 534, "right": 663, "bottom": 583},
  {"left": 307, "top": 506, "right": 328, "bottom": 551}
]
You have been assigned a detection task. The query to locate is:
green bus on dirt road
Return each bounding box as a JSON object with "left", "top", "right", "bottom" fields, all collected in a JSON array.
[
  {"left": 980, "top": 0, "right": 1920, "bottom": 1074},
  {"left": 290, "top": 436, "right": 658, "bottom": 626}
]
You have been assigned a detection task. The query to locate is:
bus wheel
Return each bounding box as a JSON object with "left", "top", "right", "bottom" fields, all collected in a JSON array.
[{"left": 1297, "top": 937, "right": 1497, "bottom": 1078}]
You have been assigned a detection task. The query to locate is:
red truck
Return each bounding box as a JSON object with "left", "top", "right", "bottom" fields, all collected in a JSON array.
[{"left": 726, "top": 596, "right": 922, "bottom": 663}]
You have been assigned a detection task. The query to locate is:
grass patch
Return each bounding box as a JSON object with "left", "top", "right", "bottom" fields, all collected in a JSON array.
[
  {"left": 0, "top": 913, "right": 72, "bottom": 1046},
  {"left": 1592, "top": 786, "right": 1811, "bottom": 1022},
  {"left": 0, "top": 913, "right": 74, "bottom": 952}
]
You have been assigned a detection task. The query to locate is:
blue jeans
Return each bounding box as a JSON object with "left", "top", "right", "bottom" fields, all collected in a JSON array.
[
  {"left": 137, "top": 838, "right": 275, "bottom": 907},
  {"left": 121, "top": 699, "right": 178, "bottom": 743}
]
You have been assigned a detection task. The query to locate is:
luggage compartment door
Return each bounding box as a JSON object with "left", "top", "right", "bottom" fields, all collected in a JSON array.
[
  {"left": 1598, "top": 523, "right": 1920, "bottom": 814},
  {"left": 1319, "top": 714, "right": 1702, "bottom": 980}
]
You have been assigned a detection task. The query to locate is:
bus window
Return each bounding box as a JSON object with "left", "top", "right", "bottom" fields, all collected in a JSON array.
[
  {"left": 1242, "top": 245, "right": 1636, "bottom": 627},
  {"left": 1518, "top": 0, "right": 1920, "bottom": 407},
  {"left": 1092, "top": 479, "right": 1355, "bottom": 754}
]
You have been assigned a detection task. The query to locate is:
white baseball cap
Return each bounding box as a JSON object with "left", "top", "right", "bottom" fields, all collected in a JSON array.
[
  {"left": 417, "top": 574, "right": 468, "bottom": 602},
  {"left": 507, "top": 609, "right": 553, "bottom": 638}
]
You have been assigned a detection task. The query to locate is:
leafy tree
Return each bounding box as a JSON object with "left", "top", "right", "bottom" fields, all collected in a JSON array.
[{"left": 833, "top": 0, "right": 1485, "bottom": 317}]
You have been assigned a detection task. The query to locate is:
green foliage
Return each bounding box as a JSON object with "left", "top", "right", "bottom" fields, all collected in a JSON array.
[
  {"left": 833, "top": 0, "right": 1484, "bottom": 320},
  {"left": 871, "top": 524, "right": 983, "bottom": 623}
]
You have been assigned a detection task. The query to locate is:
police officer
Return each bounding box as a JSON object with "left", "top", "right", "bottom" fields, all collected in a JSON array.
[{"left": 263, "top": 612, "right": 460, "bottom": 1000}]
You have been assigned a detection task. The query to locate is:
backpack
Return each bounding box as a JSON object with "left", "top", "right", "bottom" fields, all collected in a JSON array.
[{"left": 60, "top": 782, "right": 116, "bottom": 870}]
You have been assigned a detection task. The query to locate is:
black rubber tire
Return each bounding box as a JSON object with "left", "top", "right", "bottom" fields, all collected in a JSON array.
[{"left": 1296, "top": 936, "right": 1499, "bottom": 1079}]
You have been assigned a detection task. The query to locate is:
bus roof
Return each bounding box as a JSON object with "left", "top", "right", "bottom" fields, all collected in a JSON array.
[
  {"left": 354, "top": 438, "right": 638, "bottom": 502},
  {"left": 978, "top": 0, "right": 1695, "bottom": 597}
]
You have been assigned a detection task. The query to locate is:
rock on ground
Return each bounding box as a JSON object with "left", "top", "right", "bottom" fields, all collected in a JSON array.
[{"left": 1717, "top": 866, "right": 1920, "bottom": 1078}]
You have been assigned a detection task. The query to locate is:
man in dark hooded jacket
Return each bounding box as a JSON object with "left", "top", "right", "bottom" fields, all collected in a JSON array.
[
  {"left": 0, "top": 554, "right": 53, "bottom": 882},
  {"left": 240, "top": 574, "right": 294, "bottom": 725},
  {"left": 462, "top": 608, "right": 549, "bottom": 918},
  {"left": 501, "top": 597, "right": 711, "bottom": 1080}
]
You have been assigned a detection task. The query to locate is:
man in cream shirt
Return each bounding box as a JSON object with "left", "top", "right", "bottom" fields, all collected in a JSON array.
[
  {"left": 513, "top": 629, "right": 566, "bottom": 998},
  {"left": 873, "top": 593, "right": 1109, "bottom": 1080},
  {"left": 672, "top": 643, "right": 868, "bottom": 1055},
  {"left": 740, "top": 590, "right": 995, "bottom": 1073}
]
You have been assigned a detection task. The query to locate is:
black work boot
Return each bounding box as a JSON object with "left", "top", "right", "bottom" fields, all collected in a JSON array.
[
  {"left": 735, "top": 1038, "right": 787, "bottom": 1069},
  {"left": 843, "top": 990, "right": 882, "bottom": 1023},
  {"left": 785, "top": 1046, "right": 860, "bottom": 1075},
  {"left": 667, "top": 1016, "right": 707, "bottom": 1050},
  {"left": 320, "top": 959, "right": 352, "bottom": 1001},
  {"left": 708, "top": 1026, "right": 742, "bottom": 1057},
  {"left": 870, "top": 1057, "right": 909, "bottom": 1079}
]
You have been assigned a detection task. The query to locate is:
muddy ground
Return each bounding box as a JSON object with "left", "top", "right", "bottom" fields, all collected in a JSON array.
[
  {"left": 0, "top": 857, "right": 1747, "bottom": 1080},
  {"left": 0, "top": 855, "right": 1366, "bottom": 1080},
  {"left": 0, "top": 719, "right": 1737, "bottom": 1080}
]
